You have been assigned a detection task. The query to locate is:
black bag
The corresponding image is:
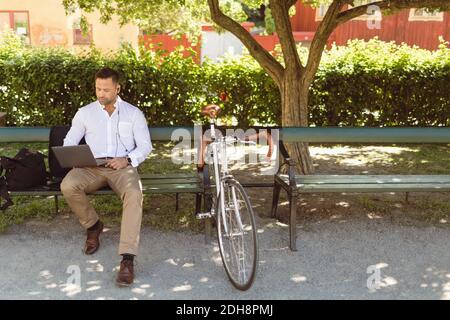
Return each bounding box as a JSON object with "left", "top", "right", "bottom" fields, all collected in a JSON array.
[
  {"left": 48, "top": 126, "right": 86, "bottom": 181},
  {"left": 0, "top": 148, "right": 48, "bottom": 211}
]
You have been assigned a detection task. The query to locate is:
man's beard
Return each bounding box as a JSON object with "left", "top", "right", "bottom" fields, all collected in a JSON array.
[{"left": 98, "top": 97, "right": 116, "bottom": 106}]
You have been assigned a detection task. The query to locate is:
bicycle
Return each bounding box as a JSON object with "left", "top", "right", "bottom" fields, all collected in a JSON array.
[{"left": 197, "top": 104, "right": 272, "bottom": 291}]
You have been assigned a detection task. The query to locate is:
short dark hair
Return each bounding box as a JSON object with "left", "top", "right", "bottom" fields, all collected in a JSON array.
[{"left": 95, "top": 67, "right": 120, "bottom": 84}]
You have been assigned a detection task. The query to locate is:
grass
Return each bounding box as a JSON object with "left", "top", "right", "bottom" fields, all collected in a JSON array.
[
  {"left": 311, "top": 143, "right": 450, "bottom": 174},
  {"left": 387, "top": 144, "right": 450, "bottom": 174},
  {"left": 353, "top": 194, "right": 450, "bottom": 226},
  {"left": 415, "top": 199, "right": 450, "bottom": 224}
]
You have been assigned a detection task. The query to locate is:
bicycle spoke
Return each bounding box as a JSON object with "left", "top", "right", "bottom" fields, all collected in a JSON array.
[{"left": 217, "top": 179, "right": 258, "bottom": 290}]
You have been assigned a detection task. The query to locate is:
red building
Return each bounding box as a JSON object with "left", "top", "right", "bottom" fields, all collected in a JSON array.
[
  {"left": 291, "top": 2, "right": 450, "bottom": 50},
  {"left": 140, "top": 2, "right": 450, "bottom": 62}
]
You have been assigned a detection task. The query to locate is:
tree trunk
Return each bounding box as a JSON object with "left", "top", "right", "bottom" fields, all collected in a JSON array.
[{"left": 280, "top": 69, "right": 315, "bottom": 175}]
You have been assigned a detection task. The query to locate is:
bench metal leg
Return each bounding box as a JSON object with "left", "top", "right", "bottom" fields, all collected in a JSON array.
[
  {"left": 271, "top": 182, "right": 281, "bottom": 218},
  {"left": 175, "top": 193, "right": 179, "bottom": 211},
  {"left": 195, "top": 193, "right": 201, "bottom": 215},
  {"left": 289, "top": 192, "right": 298, "bottom": 252},
  {"left": 203, "top": 192, "right": 213, "bottom": 244},
  {"left": 204, "top": 219, "right": 212, "bottom": 245},
  {"left": 54, "top": 195, "right": 59, "bottom": 214}
]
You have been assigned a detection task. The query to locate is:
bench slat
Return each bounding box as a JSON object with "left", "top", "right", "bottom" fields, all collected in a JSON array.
[
  {"left": 142, "top": 183, "right": 202, "bottom": 191},
  {"left": 277, "top": 174, "right": 450, "bottom": 192},
  {"left": 10, "top": 184, "right": 203, "bottom": 196},
  {"left": 304, "top": 175, "right": 450, "bottom": 184},
  {"left": 295, "top": 183, "right": 450, "bottom": 193},
  {"left": 140, "top": 173, "right": 199, "bottom": 179},
  {"left": 9, "top": 191, "right": 62, "bottom": 196},
  {"left": 279, "top": 174, "right": 450, "bottom": 184},
  {"left": 141, "top": 178, "right": 200, "bottom": 184}
]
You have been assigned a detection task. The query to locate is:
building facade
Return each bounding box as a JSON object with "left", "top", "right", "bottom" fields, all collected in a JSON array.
[
  {"left": 292, "top": 2, "right": 450, "bottom": 50},
  {"left": 1, "top": 1, "right": 448, "bottom": 58},
  {"left": 0, "top": 0, "right": 139, "bottom": 52}
]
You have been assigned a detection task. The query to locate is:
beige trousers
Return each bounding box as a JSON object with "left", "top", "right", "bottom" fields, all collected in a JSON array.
[{"left": 60, "top": 166, "right": 143, "bottom": 256}]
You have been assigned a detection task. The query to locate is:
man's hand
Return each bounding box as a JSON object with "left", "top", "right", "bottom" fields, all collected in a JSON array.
[{"left": 105, "top": 157, "right": 129, "bottom": 170}]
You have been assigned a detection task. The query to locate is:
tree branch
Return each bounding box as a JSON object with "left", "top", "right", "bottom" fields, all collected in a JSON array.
[
  {"left": 286, "top": 0, "right": 297, "bottom": 9},
  {"left": 270, "top": 0, "right": 302, "bottom": 69},
  {"left": 304, "top": 0, "right": 345, "bottom": 84},
  {"left": 207, "top": 0, "right": 284, "bottom": 84},
  {"left": 336, "top": 0, "right": 450, "bottom": 25}
]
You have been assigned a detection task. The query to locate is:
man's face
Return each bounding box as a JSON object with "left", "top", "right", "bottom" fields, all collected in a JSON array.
[{"left": 95, "top": 77, "right": 120, "bottom": 107}]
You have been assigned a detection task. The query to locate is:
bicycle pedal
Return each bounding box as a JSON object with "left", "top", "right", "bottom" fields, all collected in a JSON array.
[{"left": 196, "top": 212, "right": 212, "bottom": 219}]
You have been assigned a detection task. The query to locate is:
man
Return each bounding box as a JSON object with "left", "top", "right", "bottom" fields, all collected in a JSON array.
[{"left": 61, "top": 67, "right": 152, "bottom": 286}]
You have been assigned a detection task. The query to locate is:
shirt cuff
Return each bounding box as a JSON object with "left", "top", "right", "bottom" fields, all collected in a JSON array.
[{"left": 127, "top": 153, "right": 139, "bottom": 167}]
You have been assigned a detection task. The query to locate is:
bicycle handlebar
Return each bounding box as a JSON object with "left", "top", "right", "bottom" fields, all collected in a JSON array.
[
  {"left": 198, "top": 131, "right": 274, "bottom": 168},
  {"left": 198, "top": 104, "right": 274, "bottom": 167},
  {"left": 223, "top": 136, "right": 256, "bottom": 145}
]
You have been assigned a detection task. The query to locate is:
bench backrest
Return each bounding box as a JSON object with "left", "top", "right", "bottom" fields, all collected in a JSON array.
[
  {"left": 3, "top": 126, "right": 449, "bottom": 143},
  {"left": 0, "top": 127, "right": 197, "bottom": 143},
  {"left": 279, "top": 127, "right": 450, "bottom": 144},
  {"left": 3, "top": 126, "right": 450, "bottom": 170}
]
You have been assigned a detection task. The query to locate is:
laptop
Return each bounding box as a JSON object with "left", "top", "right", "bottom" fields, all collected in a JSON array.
[{"left": 51, "top": 145, "right": 108, "bottom": 168}]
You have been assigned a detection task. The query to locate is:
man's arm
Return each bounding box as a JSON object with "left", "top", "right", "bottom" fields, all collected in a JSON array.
[
  {"left": 127, "top": 110, "right": 152, "bottom": 167},
  {"left": 63, "top": 110, "right": 86, "bottom": 146}
]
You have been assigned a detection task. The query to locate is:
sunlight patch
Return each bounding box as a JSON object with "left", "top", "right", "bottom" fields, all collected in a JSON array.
[
  {"left": 367, "top": 213, "right": 382, "bottom": 219},
  {"left": 336, "top": 201, "right": 350, "bottom": 208},
  {"left": 172, "top": 284, "right": 192, "bottom": 292},
  {"left": 291, "top": 275, "right": 307, "bottom": 283}
]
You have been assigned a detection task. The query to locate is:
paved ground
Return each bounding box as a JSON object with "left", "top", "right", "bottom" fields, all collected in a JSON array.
[{"left": 1, "top": 213, "right": 450, "bottom": 300}]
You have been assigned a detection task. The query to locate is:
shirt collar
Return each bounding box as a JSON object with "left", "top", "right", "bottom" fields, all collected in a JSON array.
[{"left": 97, "top": 96, "right": 122, "bottom": 111}]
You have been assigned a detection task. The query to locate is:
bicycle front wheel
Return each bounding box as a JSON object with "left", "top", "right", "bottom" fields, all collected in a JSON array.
[{"left": 216, "top": 178, "right": 258, "bottom": 290}]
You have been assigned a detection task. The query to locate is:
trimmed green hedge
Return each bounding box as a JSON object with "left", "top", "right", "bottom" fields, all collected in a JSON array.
[
  {"left": 0, "top": 35, "right": 449, "bottom": 127},
  {"left": 310, "top": 39, "right": 450, "bottom": 126}
]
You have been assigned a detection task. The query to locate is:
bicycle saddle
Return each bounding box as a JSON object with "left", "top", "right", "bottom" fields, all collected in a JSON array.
[{"left": 201, "top": 104, "right": 221, "bottom": 119}]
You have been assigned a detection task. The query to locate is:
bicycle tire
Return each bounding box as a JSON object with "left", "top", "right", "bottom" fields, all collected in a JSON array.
[{"left": 216, "top": 178, "right": 258, "bottom": 290}]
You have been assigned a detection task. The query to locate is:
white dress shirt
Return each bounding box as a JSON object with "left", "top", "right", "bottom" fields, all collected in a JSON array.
[{"left": 63, "top": 96, "right": 153, "bottom": 167}]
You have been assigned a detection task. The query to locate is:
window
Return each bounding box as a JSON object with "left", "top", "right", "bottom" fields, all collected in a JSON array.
[
  {"left": 0, "top": 12, "right": 10, "bottom": 30},
  {"left": 409, "top": 8, "right": 444, "bottom": 21},
  {"left": 315, "top": 5, "right": 329, "bottom": 21},
  {"left": 0, "top": 11, "right": 30, "bottom": 44},
  {"left": 73, "top": 21, "right": 93, "bottom": 45}
]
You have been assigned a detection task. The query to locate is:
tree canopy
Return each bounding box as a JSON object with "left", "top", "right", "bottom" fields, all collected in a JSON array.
[{"left": 62, "top": 0, "right": 450, "bottom": 37}]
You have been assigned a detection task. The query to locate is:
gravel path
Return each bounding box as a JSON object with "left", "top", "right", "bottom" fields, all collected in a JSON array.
[{"left": 1, "top": 213, "right": 450, "bottom": 300}]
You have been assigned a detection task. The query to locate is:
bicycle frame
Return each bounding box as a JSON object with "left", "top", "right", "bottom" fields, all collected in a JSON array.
[
  {"left": 199, "top": 105, "right": 259, "bottom": 290},
  {"left": 207, "top": 119, "right": 244, "bottom": 235}
]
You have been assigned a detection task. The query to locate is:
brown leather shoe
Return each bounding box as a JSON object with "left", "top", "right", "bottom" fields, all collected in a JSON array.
[
  {"left": 116, "top": 259, "right": 135, "bottom": 287},
  {"left": 83, "top": 220, "right": 103, "bottom": 255}
]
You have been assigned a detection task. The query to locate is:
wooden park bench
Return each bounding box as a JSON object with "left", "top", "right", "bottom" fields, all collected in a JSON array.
[
  {"left": 0, "top": 125, "right": 275, "bottom": 241},
  {"left": 271, "top": 127, "right": 450, "bottom": 251},
  {"left": 0, "top": 126, "right": 207, "bottom": 234}
]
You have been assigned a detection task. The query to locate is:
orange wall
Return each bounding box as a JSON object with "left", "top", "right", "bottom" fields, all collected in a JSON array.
[{"left": 0, "top": 0, "right": 139, "bottom": 52}]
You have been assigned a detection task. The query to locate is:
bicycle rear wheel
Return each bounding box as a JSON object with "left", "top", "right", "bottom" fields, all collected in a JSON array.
[{"left": 216, "top": 178, "right": 258, "bottom": 290}]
